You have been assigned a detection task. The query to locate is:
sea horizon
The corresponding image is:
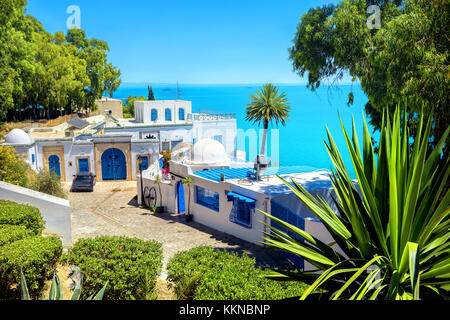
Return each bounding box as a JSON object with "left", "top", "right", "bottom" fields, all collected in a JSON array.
[{"left": 113, "top": 83, "right": 374, "bottom": 179}]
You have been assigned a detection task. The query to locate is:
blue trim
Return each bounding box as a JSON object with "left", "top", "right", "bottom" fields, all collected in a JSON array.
[
  {"left": 226, "top": 192, "right": 256, "bottom": 209},
  {"left": 194, "top": 166, "right": 320, "bottom": 182}
]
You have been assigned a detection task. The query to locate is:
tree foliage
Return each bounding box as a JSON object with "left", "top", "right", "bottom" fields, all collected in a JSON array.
[
  {"left": 124, "top": 95, "right": 146, "bottom": 117},
  {"left": 0, "top": 146, "right": 29, "bottom": 187},
  {"left": 0, "top": 1, "right": 121, "bottom": 121},
  {"left": 289, "top": 0, "right": 449, "bottom": 150}
]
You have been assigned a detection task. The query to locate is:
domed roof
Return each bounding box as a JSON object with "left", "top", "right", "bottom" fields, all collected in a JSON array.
[
  {"left": 190, "top": 138, "right": 229, "bottom": 164},
  {"left": 5, "top": 129, "right": 31, "bottom": 145}
]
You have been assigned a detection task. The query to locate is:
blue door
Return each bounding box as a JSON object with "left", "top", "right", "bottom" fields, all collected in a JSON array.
[
  {"left": 101, "top": 148, "right": 127, "bottom": 180},
  {"left": 49, "top": 155, "right": 61, "bottom": 177},
  {"left": 78, "top": 158, "right": 90, "bottom": 173},
  {"left": 177, "top": 181, "right": 186, "bottom": 214}
]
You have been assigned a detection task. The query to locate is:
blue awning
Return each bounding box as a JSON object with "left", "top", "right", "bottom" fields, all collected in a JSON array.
[{"left": 227, "top": 192, "right": 256, "bottom": 209}]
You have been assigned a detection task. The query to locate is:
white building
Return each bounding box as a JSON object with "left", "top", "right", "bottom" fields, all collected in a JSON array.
[
  {"left": 137, "top": 138, "right": 339, "bottom": 270},
  {"left": 1, "top": 100, "right": 237, "bottom": 182}
]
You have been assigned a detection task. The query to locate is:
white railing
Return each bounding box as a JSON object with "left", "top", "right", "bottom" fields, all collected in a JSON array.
[{"left": 188, "top": 112, "right": 236, "bottom": 121}]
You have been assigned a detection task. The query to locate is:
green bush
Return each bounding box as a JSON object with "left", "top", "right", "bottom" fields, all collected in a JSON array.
[
  {"left": 167, "top": 246, "right": 307, "bottom": 300},
  {"left": 62, "top": 236, "right": 163, "bottom": 300},
  {"left": 0, "top": 145, "right": 30, "bottom": 187},
  {"left": 0, "top": 236, "right": 62, "bottom": 299},
  {"left": 0, "top": 225, "right": 34, "bottom": 246},
  {"left": 29, "top": 169, "right": 67, "bottom": 199},
  {"left": 0, "top": 200, "right": 45, "bottom": 235}
]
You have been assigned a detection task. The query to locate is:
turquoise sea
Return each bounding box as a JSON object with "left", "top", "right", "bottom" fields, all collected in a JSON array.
[{"left": 114, "top": 84, "right": 376, "bottom": 179}]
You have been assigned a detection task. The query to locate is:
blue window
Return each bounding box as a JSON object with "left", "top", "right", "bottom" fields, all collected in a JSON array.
[
  {"left": 151, "top": 109, "right": 158, "bottom": 121},
  {"left": 31, "top": 154, "right": 35, "bottom": 164},
  {"left": 165, "top": 108, "right": 172, "bottom": 121},
  {"left": 179, "top": 108, "right": 185, "bottom": 121},
  {"left": 230, "top": 198, "right": 252, "bottom": 228},
  {"left": 195, "top": 186, "right": 219, "bottom": 212},
  {"left": 270, "top": 200, "right": 305, "bottom": 270},
  {"left": 193, "top": 138, "right": 197, "bottom": 144},
  {"left": 138, "top": 155, "right": 149, "bottom": 171},
  {"left": 214, "top": 135, "right": 223, "bottom": 144}
]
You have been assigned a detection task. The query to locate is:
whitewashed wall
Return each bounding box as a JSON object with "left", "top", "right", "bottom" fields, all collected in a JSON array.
[
  {"left": 0, "top": 181, "right": 72, "bottom": 246},
  {"left": 193, "top": 119, "right": 237, "bottom": 158},
  {"left": 135, "top": 100, "right": 192, "bottom": 124},
  {"left": 138, "top": 169, "right": 268, "bottom": 246},
  {"left": 67, "top": 142, "right": 95, "bottom": 178}
]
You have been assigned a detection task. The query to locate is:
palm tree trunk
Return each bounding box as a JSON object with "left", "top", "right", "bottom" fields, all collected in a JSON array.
[
  {"left": 188, "top": 187, "right": 191, "bottom": 215},
  {"left": 260, "top": 120, "right": 269, "bottom": 155}
]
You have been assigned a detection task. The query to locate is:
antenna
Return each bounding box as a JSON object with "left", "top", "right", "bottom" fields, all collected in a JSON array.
[{"left": 176, "top": 81, "right": 181, "bottom": 100}]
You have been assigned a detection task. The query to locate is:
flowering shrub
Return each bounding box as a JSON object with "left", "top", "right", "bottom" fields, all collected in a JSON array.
[{"left": 0, "top": 145, "right": 29, "bottom": 187}]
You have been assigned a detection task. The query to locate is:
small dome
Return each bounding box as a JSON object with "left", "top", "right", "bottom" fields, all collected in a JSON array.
[
  {"left": 5, "top": 129, "right": 31, "bottom": 145},
  {"left": 190, "top": 138, "right": 229, "bottom": 164}
]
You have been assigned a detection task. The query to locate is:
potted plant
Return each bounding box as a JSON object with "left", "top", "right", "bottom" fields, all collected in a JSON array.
[{"left": 182, "top": 176, "right": 193, "bottom": 222}]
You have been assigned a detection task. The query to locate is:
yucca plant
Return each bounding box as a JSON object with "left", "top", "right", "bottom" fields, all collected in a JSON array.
[
  {"left": 261, "top": 107, "right": 449, "bottom": 300},
  {"left": 21, "top": 269, "right": 108, "bottom": 300}
]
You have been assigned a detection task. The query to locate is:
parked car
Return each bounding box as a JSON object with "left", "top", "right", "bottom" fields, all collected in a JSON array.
[{"left": 71, "top": 172, "right": 96, "bottom": 192}]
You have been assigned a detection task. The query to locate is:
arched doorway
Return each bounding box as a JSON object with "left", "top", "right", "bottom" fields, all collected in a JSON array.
[
  {"left": 48, "top": 155, "right": 61, "bottom": 177},
  {"left": 176, "top": 181, "right": 185, "bottom": 214},
  {"left": 101, "top": 148, "right": 127, "bottom": 180}
]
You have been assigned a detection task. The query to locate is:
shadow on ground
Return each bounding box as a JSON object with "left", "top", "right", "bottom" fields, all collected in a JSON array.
[{"left": 128, "top": 196, "right": 297, "bottom": 271}]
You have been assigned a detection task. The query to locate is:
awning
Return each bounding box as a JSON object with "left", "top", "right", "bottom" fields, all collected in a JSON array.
[{"left": 227, "top": 192, "right": 256, "bottom": 209}]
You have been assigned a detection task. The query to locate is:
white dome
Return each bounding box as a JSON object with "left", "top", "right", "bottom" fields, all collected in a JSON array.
[
  {"left": 190, "top": 138, "right": 229, "bottom": 164},
  {"left": 5, "top": 129, "right": 31, "bottom": 145}
]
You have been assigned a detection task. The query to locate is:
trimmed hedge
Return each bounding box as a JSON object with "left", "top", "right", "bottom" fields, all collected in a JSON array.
[
  {"left": 0, "top": 236, "right": 62, "bottom": 299},
  {"left": 0, "top": 200, "right": 45, "bottom": 235},
  {"left": 63, "top": 236, "right": 163, "bottom": 300},
  {"left": 167, "top": 246, "right": 308, "bottom": 300},
  {"left": 0, "top": 225, "right": 34, "bottom": 247}
]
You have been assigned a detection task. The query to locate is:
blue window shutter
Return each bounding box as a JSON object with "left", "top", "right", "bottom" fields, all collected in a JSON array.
[
  {"left": 179, "top": 108, "right": 185, "bottom": 121},
  {"left": 151, "top": 109, "right": 158, "bottom": 121},
  {"left": 165, "top": 109, "right": 172, "bottom": 121}
]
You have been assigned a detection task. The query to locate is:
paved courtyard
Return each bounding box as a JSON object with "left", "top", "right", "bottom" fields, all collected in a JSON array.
[{"left": 66, "top": 181, "right": 292, "bottom": 272}]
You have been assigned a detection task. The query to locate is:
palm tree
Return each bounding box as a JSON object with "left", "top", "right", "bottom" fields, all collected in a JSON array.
[
  {"left": 182, "top": 176, "right": 193, "bottom": 221},
  {"left": 245, "top": 84, "right": 291, "bottom": 156}
]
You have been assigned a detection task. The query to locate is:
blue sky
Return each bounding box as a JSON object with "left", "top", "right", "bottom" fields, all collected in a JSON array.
[{"left": 27, "top": 0, "right": 346, "bottom": 84}]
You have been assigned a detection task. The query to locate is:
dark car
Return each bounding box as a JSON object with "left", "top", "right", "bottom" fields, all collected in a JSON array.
[{"left": 71, "top": 172, "right": 96, "bottom": 192}]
